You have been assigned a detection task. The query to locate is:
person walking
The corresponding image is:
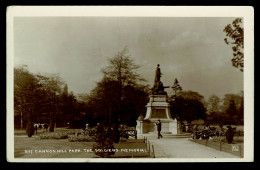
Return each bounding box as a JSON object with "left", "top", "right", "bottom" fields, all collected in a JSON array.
[{"left": 156, "top": 119, "right": 163, "bottom": 139}]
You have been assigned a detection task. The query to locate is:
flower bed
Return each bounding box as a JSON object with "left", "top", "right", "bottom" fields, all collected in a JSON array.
[
  {"left": 38, "top": 132, "right": 68, "bottom": 139},
  {"left": 37, "top": 129, "right": 82, "bottom": 140},
  {"left": 68, "top": 135, "right": 95, "bottom": 142}
]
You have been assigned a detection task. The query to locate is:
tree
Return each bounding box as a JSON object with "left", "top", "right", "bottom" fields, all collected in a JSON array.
[
  {"left": 14, "top": 66, "right": 41, "bottom": 129},
  {"left": 207, "top": 95, "right": 221, "bottom": 114},
  {"left": 170, "top": 97, "right": 207, "bottom": 123},
  {"left": 225, "top": 99, "right": 238, "bottom": 125},
  {"left": 14, "top": 65, "right": 83, "bottom": 130},
  {"left": 59, "top": 84, "right": 77, "bottom": 127},
  {"left": 176, "top": 90, "right": 207, "bottom": 107},
  {"left": 85, "top": 47, "right": 148, "bottom": 143},
  {"left": 86, "top": 77, "right": 149, "bottom": 127},
  {"left": 92, "top": 124, "right": 115, "bottom": 158},
  {"left": 36, "top": 73, "right": 64, "bottom": 132},
  {"left": 223, "top": 18, "right": 244, "bottom": 72},
  {"left": 170, "top": 91, "right": 207, "bottom": 123},
  {"left": 237, "top": 96, "right": 244, "bottom": 125},
  {"left": 206, "top": 95, "right": 226, "bottom": 124},
  {"left": 102, "top": 47, "right": 146, "bottom": 123},
  {"left": 171, "top": 78, "right": 182, "bottom": 99},
  {"left": 222, "top": 93, "right": 242, "bottom": 113},
  {"left": 121, "top": 84, "right": 149, "bottom": 126},
  {"left": 87, "top": 78, "right": 120, "bottom": 124}
]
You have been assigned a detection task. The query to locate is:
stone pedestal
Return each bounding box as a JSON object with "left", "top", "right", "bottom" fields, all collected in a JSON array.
[{"left": 136, "top": 95, "right": 178, "bottom": 134}]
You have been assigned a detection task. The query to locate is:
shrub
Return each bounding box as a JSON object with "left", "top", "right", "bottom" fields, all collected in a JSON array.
[
  {"left": 68, "top": 135, "right": 95, "bottom": 142},
  {"left": 39, "top": 132, "right": 68, "bottom": 139},
  {"left": 92, "top": 125, "right": 115, "bottom": 158},
  {"left": 226, "top": 126, "right": 234, "bottom": 144},
  {"left": 234, "top": 129, "right": 244, "bottom": 136},
  {"left": 26, "top": 122, "right": 34, "bottom": 137}
]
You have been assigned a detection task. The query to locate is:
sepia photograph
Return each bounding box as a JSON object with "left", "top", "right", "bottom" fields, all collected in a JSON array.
[{"left": 6, "top": 6, "right": 254, "bottom": 162}]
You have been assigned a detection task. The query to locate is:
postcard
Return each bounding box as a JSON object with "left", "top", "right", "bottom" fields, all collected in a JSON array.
[{"left": 6, "top": 6, "right": 254, "bottom": 162}]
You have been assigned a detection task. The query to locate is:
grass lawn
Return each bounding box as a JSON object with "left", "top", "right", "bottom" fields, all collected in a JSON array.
[
  {"left": 14, "top": 128, "right": 150, "bottom": 158},
  {"left": 190, "top": 137, "right": 244, "bottom": 158}
]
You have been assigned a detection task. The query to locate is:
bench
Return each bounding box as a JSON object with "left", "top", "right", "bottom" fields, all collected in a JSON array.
[{"left": 120, "top": 130, "right": 137, "bottom": 140}]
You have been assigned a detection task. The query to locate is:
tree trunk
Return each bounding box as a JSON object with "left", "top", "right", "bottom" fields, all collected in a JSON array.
[
  {"left": 49, "top": 112, "right": 55, "bottom": 132},
  {"left": 49, "top": 93, "right": 56, "bottom": 132}
]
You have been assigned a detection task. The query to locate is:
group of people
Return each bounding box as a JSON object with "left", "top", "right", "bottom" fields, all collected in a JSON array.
[
  {"left": 156, "top": 120, "right": 230, "bottom": 140},
  {"left": 81, "top": 123, "right": 91, "bottom": 136},
  {"left": 33, "top": 123, "right": 48, "bottom": 134},
  {"left": 193, "top": 124, "right": 227, "bottom": 140}
]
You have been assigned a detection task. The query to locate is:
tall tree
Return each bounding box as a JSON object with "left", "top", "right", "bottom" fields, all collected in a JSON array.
[
  {"left": 102, "top": 47, "right": 145, "bottom": 122},
  {"left": 36, "top": 73, "right": 64, "bottom": 132},
  {"left": 206, "top": 95, "right": 224, "bottom": 124},
  {"left": 177, "top": 90, "right": 206, "bottom": 105},
  {"left": 171, "top": 78, "right": 182, "bottom": 99},
  {"left": 59, "top": 84, "right": 77, "bottom": 126},
  {"left": 223, "top": 18, "right": 244, "bottom": 72},
  {"left": 170, "top": 97, "right": 207, "bottom": 123},
  {"left": 226, "top": 99, "right": 238, "bottom": 124},
  {"left": 14, "top": 66, "right": 40, "bottom": 128},
  {"left": 86, "top": 78, "right": 119, "bottom": 124},
  {"left": 170, "top": 91, "right": 207, "bottom": 123},
  {"left": 207, "top": 95, "right": 221, "bottom": 114},
  {"left": 222, "top": 93, "right": 242, "bottom": 112}
]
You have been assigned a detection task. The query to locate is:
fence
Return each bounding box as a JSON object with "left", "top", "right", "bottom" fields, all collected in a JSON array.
[
  {"left": 193, "top": 137, "right": 243, "bottom": 158},
  {"left": 144, "top": 136, "right": 155, "bottom": 158}
]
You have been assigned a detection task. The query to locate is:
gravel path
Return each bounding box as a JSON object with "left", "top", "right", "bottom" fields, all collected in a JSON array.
[{"left": 139, "top": 134, "right": 239, "bottom": 158}]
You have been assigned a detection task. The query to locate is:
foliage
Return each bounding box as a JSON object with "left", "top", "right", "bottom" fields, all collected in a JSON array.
[
  {"left": 102, "top": 47, "right": 146, "bottom": 122},
  {"left": 13, "top": 48, "right": 148, "bottom": 131},
  {"left": 225, "top": 99, "right": 238, "bottom": 125},
  {"left": 177, "top": 90, "right": 205, "bottom": 103},
  {"left": 58, "top": 87, "right": 77, "bottom": 127},
  {"left": 171, "top": 78, "right": 182, "bottom": 98},
  {"left": 68, "top": 135, "right": 95, "bottom": 142},
  {"left": 206, "top": 93, "right": 243, "bottom": 125},
  {"left": 14, "top": 66, "right": 79, "bottom": 131},
  {"left": 207, "top": 95, "right": 221, "bottom": 114},
  {"left": 120, "top": 85, "right": 149, "bottom": 126},
  {"left": 234, "top": 129, "right": 244, "bottom": 137},
  {"left": 14, "top": 66, "right": 41, "bottom": 128},
  {"left": 39, "top": 132, "right": 68, "bottom": 140},
  {"left": 222, "top": 93, "right": 242, "bottom": 112},
  {"left": 38, "top": 129, "right": 81, "bottom": 139},
  {"left": 85, "top": 47, "right": 149, "bottom": 126},
  {"left": 36, "top": 73, "right": 64, "bottom": 132},
  {"left": 236, "top": 96, "right": 244, "bottom": 125},
  {"left": 102, "top": 47, "right": 145, "bottom": 88},
  {"left": 206, "top": 112, "right": 227, "bottom": 125},
  {"left": 170, "top": 95, "right": 207, "bottom": 123},
  {"left": 223, "top": 18, "right": 244, "bottom": 72},
  {"left": 92, "top": 124, "right": 115, "bottom": 158},
  {"left": 226, "top": 126, "right": 234, "bottom": 144}
]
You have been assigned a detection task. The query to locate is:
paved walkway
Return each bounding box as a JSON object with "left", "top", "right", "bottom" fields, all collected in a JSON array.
[{"left": 139, "top": 134, "right": 239, "bottom": 158}]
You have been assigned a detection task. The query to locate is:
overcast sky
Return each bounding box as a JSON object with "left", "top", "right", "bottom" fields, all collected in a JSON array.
[{"left": 13, "top": 17, "right": 243, "bottom": 99}]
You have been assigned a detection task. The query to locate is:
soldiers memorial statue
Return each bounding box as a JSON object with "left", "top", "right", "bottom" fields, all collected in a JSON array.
[{"left": 136, "top": 64, "right": 178, "bottom": 134}]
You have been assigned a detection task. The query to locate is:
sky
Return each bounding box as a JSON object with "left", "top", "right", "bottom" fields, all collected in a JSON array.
[{"left": 13, "top": 17, "right": 244, "bottom": 100}]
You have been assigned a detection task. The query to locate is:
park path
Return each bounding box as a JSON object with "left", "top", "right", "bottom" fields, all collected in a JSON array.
[{"left": 138, "top": 134, "right": 239, "bottom": 158}]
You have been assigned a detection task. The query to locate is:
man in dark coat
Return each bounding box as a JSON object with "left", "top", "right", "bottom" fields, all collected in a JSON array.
[{"left": 156, "top": 119, "right": 163, "bottom": 139}]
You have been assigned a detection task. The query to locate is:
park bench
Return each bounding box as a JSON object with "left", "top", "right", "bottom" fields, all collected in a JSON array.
[{"left": 120, "top": 130, "right": 137, "bottom": 140}]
